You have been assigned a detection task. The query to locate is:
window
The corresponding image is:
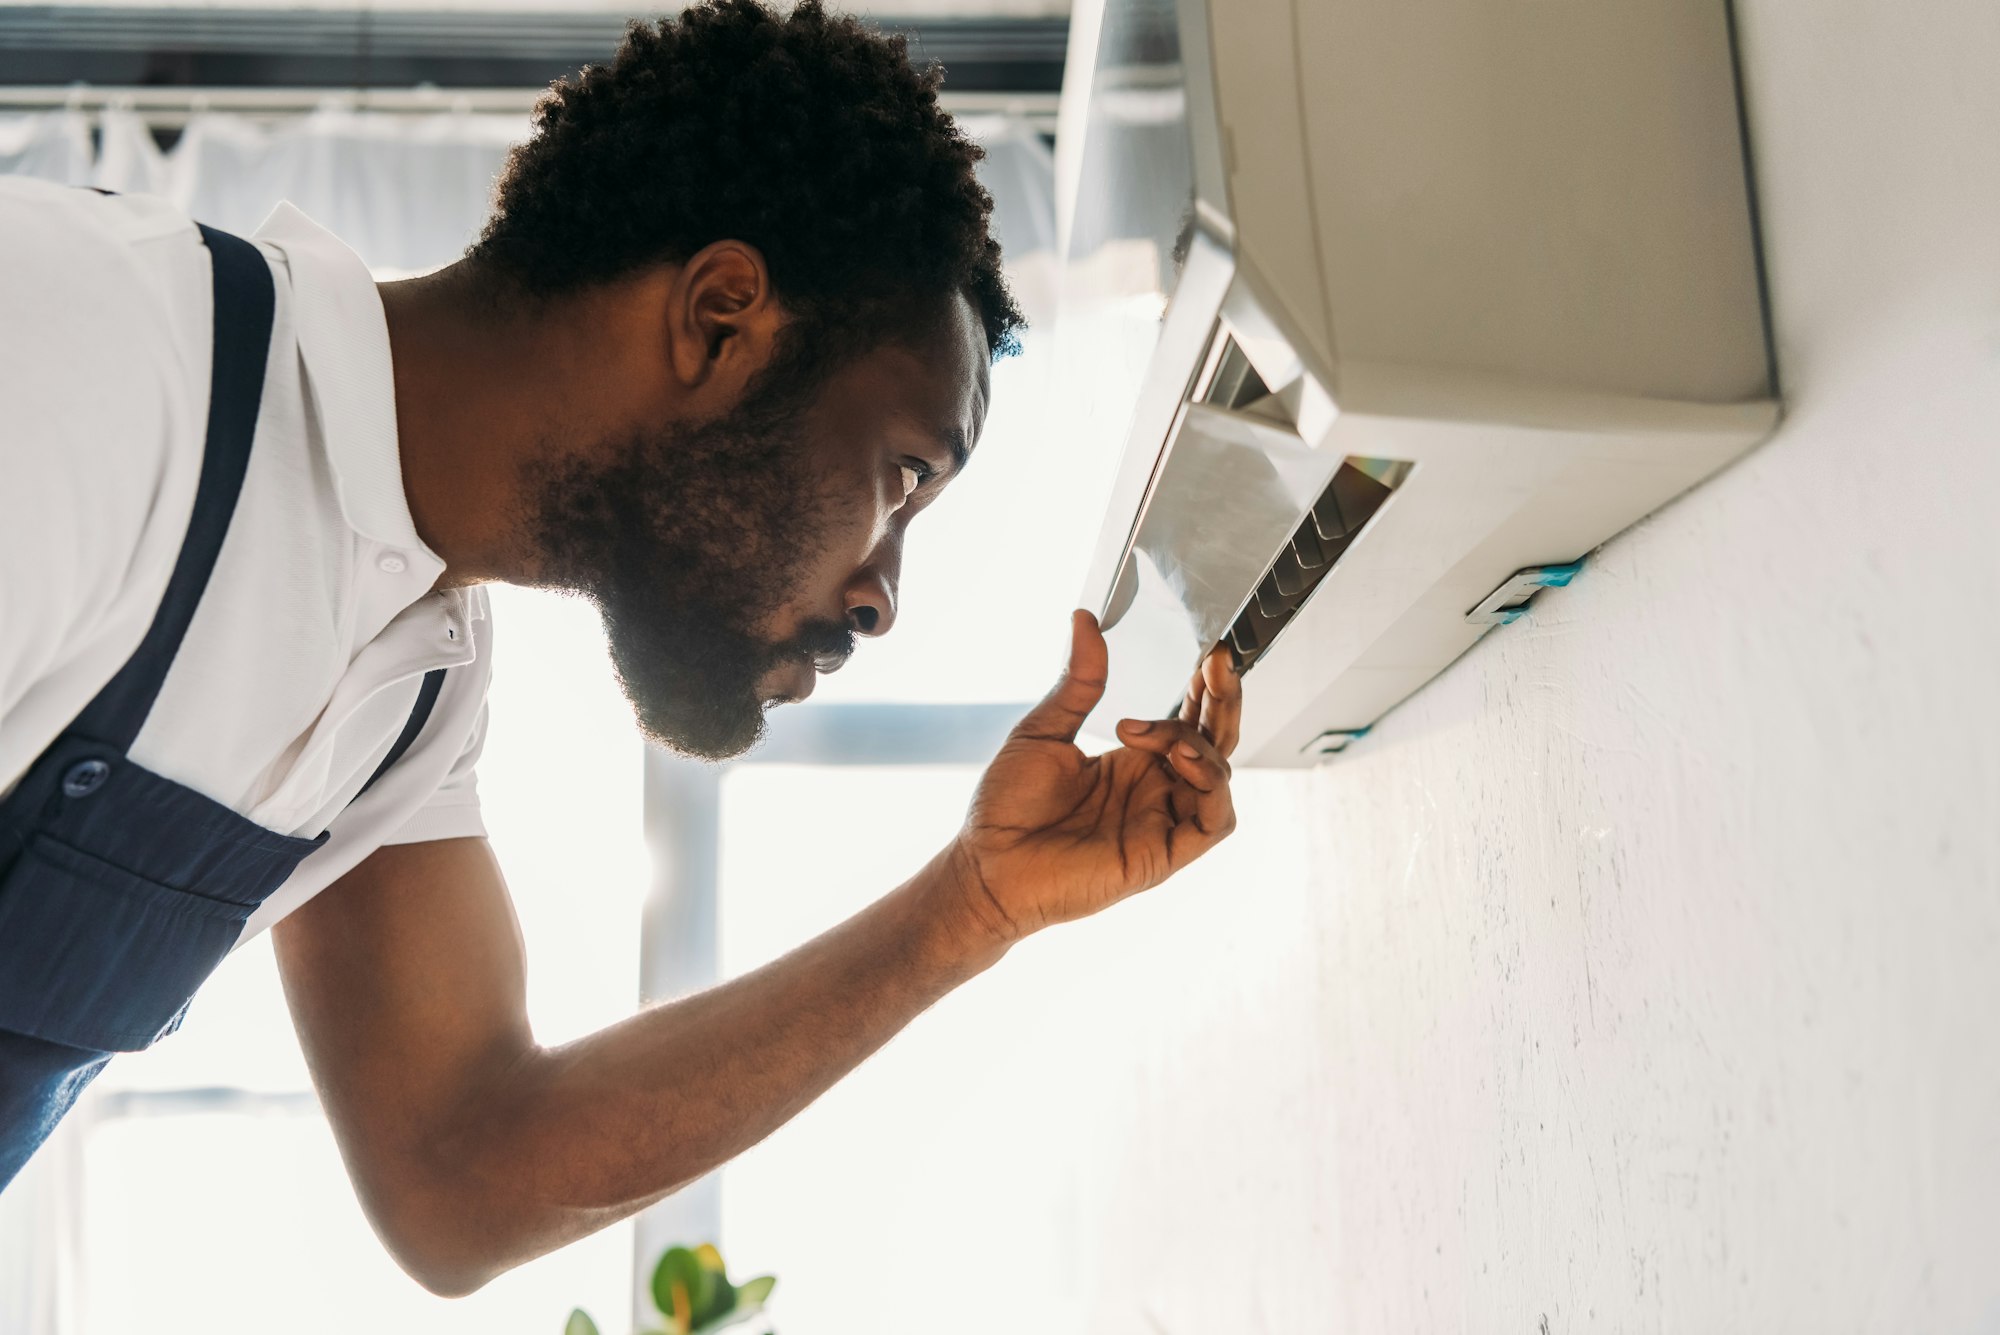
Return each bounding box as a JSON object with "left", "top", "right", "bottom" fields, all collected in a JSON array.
[
  {"left": 69, "top": 586, "right": 643, "bottom": 1335},
  {"left": 714, "top": 765, "right": 1090, "bottom": 1335}
]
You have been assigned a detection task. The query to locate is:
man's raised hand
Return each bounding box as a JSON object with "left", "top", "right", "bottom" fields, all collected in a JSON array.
[{"left": 941, "top": 609, "right": 1242, "bottom": 951}]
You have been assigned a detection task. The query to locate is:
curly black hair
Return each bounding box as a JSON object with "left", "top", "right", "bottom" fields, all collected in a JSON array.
[{"left": 470, "top": 0, "right": 1022, "bottom": 361}]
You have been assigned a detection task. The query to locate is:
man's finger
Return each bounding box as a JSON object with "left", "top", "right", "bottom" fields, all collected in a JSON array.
[
  {"left": 1178, "top": 666, "right": 1207, "bottom": 735},
  {"left": 1126, "top": 719, "right": 1236, "bottom": 850},
  {"left": 1163, "top": 735, "right": 1227, "bottom": 794},
  {"left": 1178, "top": 760, "right": 1236, "bottom": 843},
  {"left": 1012, "top": 609, "right": 1109, "bottom": 745},
  {"left": 1197, "top": 645, "right": 1243, "bottom": 758},
  {"left": 1115, "top": 717, "right": 1229, "bottom": 778}
]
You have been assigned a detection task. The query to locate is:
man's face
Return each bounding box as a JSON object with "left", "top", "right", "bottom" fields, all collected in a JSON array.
[{"left": 529, "top": 294, "right": 991, "bottom": 759}]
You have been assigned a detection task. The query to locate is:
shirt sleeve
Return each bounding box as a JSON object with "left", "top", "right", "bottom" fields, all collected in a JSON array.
[
  {"left": 382, "top": 692, "right": 489, "bottom": 846},
  {"left": 380, "top": 586, "right": 493, "bottom": 846}
]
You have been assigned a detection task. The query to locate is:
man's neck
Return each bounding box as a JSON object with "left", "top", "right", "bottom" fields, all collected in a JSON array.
[
  {"left": 376, "top": 262, "right": 670, "bottom": 590},
  {"left": 377, "top": 263, "right": 538, "bottom": 588}
]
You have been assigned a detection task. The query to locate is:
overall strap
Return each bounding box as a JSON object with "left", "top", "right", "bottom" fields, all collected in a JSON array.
[
  {"left": 69, "top": 224, "right": 276, "bottom": 750},
  {"left": 356, "top": 667, "right": 447, "bottom": 800}
]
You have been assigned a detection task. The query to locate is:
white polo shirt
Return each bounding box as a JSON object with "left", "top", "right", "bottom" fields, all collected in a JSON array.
[{"left": 0, "top": 177, "right": 492, "bottom": 939}]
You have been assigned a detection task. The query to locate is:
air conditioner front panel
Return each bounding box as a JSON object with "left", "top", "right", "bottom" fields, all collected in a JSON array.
[{"left": 1234, "top": 395, "right": 1778, "bottom": 765}]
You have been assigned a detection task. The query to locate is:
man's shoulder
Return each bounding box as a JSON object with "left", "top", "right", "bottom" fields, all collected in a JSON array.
[
  {"left": 0, "top": 182, "right": 217, "bottom": 691},
  {"left": 0, "top": 177, "right": 221, "bottom": 376},
  {"left": 0, "top": 180, "right": 214, "bottom": 461},
  {"left": 0, "top": 175, "right": 202, "bottom": 244}
]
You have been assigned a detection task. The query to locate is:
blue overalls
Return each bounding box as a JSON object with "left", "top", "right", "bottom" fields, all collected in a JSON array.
[{"left": 0, "top": 222, "right": 445, "bottom": 1189}]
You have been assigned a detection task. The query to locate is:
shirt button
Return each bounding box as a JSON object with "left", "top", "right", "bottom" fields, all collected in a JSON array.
[
  {"left": 377, "top": 552, "right": 408, "bottom": 574},
  {"left": 62, "top": 758, "right": 112, "bottom": 798}
]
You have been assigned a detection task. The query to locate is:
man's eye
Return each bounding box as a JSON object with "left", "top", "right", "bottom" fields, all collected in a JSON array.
[{"left": 898, "top": 462, "right": 931, "bottom": 499}]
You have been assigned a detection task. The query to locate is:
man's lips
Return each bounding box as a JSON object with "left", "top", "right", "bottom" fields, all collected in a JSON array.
[
  {"left": 764, "top": 640, "right": 852, "bottom": 708},
  {"left": 769, "top": 648, "right": 847, "bottom": 706},
  {"left": 769, "top": 656, "right": 816, "bottom": 705}
]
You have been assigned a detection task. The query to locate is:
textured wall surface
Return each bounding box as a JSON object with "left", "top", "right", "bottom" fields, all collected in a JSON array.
[{"left": 1051, "top": 0, "right": 2000, "bottom": 1328}]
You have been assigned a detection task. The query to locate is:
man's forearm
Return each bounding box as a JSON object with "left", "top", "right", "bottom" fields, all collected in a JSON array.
[
  {"left": 290, "top": 619, "right": 1241, "bottom": 1297},
  {"left": 414, "top": 845, "right": 1004, "bottom": 1287}
]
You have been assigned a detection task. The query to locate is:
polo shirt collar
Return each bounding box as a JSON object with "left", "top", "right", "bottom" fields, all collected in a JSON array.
[{"left": 250, "top": 202, "right": 441, "bottom": 572}]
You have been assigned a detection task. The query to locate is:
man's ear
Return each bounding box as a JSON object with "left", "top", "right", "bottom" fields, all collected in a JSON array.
[{"left": 666, "top": 240, "right": 784, "bottom": 393}]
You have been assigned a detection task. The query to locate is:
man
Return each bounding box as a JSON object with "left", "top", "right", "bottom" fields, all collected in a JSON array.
[{"left": 0, "top": 0, "right": 1240, "bottom": 1293}]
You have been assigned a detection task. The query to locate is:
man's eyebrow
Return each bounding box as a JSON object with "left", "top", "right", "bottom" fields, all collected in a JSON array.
[{"left": 935, "top": 424, "right": 971, "bottom": 474}]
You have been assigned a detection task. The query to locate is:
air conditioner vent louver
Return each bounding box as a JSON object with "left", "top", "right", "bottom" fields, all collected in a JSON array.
[
  {"left": 1226, "top": 458, "right": 1411, "bottom": 673},
  {"left": 1205, "top": 338, "right": 1274, "bottom": 411}
]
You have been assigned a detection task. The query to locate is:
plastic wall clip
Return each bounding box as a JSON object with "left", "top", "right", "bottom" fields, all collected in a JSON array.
[
  {"left": 1305, "top": 726, "right": 1370, "bottom": 759},
  {"left": 1465, "top": 560, "right": 1585, "bottom": 625}
]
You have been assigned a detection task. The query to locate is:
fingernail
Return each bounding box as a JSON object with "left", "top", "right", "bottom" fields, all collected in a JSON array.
[
  {"left": 1178, "top": 741, "right": 1200, "bottom": 758},
  {"left": 1124, "top": 719, "right": 1154, "bottom": 733}
]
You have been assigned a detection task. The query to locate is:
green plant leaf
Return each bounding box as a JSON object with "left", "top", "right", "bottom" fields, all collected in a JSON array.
[
  {"left": 693, "top": 1272, "right": 737, "bottom": 1326},
  {"left": 690, "top": 1305, "right": 769, "bottom": 1335},
  {"left": 689, "top": 1276, "right": 775, "bottom": 1335},
  {"left": 564, "top": 1309, "right": 601, "bottom": 1335},
  {"left": 651, "top": 1246, "right": 716, "bottom": 1332},
  {"left": 694, "top": 1243, "right": 726, "bottom": 1273}
]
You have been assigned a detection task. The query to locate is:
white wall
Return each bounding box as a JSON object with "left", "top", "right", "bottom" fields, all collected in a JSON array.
[{"left": 1046, "top": 0, "right": 2000, "bottom": 1327}]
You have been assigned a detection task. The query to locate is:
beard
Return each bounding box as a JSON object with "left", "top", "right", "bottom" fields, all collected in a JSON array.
[{"left": 524, "top": 371, "right": 855, "bottom": 761}]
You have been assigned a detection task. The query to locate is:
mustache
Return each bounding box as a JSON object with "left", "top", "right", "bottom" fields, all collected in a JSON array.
[{"left": 776, "top": 618, "right": 857, "bottom": 674}]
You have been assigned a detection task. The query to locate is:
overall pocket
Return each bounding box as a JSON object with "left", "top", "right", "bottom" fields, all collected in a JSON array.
[{"left": 0, "top": 834, "right": 257, "bottom": 1052}]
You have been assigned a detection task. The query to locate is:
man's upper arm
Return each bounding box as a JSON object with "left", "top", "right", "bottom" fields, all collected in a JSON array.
[{"left": 272, "top": 836, "right": 534, "bottom": 1255}]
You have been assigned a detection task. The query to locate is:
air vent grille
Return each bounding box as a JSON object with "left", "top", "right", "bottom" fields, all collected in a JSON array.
[{"left": 1224, "top": 457, "right": 1411, "bottom": 673}]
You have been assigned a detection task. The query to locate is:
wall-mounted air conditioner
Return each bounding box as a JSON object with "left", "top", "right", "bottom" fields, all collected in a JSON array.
[{"left": 1056, "top": 0, "right": 1778, "bottom": 766}]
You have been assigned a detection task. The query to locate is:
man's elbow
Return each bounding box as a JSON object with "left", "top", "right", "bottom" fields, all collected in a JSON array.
[
  {"left": 340, "top": 1082, "right": 668, "bottom": 1297},
  {"left": 399, "top": 1251, "right": 501, "bottom": 1301},
  {"left": 371, "top": 1199, "right": 515, "bottom": 1298},
  {"left": 357, "top": 1141, "right": 629, "bottom": 1297},
  {"left": 352, "top": 1162, "right": 521, "bottom": 1298}
]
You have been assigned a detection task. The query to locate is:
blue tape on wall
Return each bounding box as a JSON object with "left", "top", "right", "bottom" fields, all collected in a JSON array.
[{"left": 1530, "top": 560, "right": 1586, "bottom": 588}]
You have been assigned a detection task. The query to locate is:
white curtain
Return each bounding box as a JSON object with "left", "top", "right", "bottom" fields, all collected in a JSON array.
[
  {"left": 0, "top": 110, "right": 93, "bottom": 183},
  {"left": 2, "top": 103, "right": 1056, "bottom": 285},
  {"left": 957, "top": 112, "right": 1059, "bottom": 327},
  {"left": 93, "top": 105, "right": 532, "bottom": 273}
]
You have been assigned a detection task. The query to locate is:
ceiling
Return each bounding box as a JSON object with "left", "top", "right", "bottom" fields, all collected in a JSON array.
[{"left": 0, "top": 1, "right": 1068, "bottom": 94}]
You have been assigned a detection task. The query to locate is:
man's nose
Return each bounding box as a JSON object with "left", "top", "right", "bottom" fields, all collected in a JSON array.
[{"left": 845, "top": 563, "right": 899, "bottom": 638}]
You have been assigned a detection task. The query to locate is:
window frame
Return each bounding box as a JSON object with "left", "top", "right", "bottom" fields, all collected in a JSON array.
[{"left": 631, "top": 701, "right": 1023, "bottom": 1324}]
